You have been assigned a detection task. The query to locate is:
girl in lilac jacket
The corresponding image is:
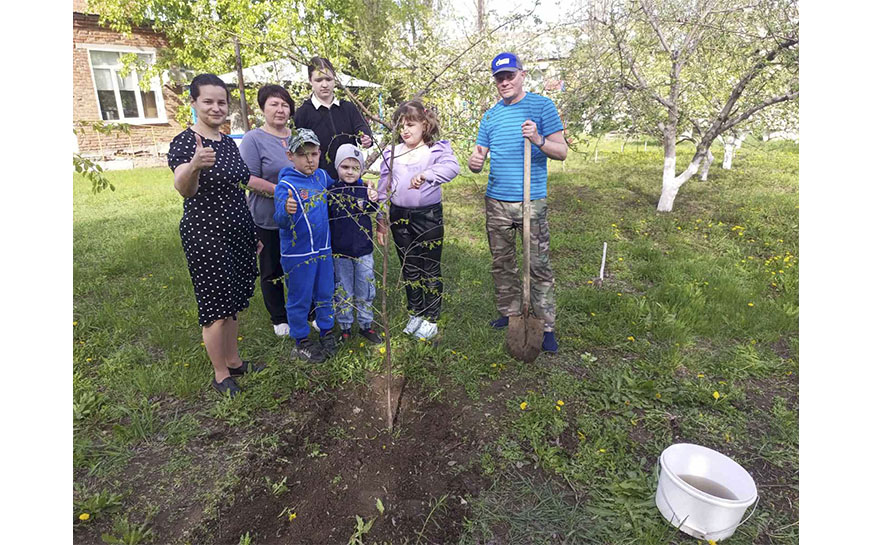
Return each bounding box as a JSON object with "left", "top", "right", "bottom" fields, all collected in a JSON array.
[{"left": 376, "top": 100, "right": 460, "bottom": 341}]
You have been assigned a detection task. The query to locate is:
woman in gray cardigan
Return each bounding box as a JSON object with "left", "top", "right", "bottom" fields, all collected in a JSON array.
[{"left": 238, "top": 85, "right": 297, "bottom": 336}]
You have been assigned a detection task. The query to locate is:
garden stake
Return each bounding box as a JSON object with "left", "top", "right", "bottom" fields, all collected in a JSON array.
[
  {"left": 594, "top": 242, "right": 607, "bottom": 287},
  {"left": 507, "top": 138, "right": 544, "bottom": 363}
]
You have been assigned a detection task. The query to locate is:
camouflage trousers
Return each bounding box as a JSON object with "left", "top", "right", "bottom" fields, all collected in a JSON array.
[{"left": 485, "top": 197, "right": 556, "bottom": 330}]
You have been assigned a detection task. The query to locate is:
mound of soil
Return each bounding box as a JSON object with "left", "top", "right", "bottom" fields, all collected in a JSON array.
[{"left": 187, "top": 376, "right": 494, "bottom": 544}]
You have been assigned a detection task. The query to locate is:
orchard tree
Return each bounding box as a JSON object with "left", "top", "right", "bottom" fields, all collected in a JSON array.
[{"left": 564, "top": 0, "right": 798, "bottom": 211}]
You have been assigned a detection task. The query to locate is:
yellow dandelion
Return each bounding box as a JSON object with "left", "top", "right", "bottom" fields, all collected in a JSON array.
[
  {"left": 590, "top": 312, "right": 596, "bottom": 316},
  {"left": 627, "top": 336, "right": 635, "bottom": 342},
  {"left": 617, "top": 293, "right": 622, "bottom": 296},
  {"left": 599, "top": 448, "right": 606, "bottom": 453},
  {"left": 555, "top": 405, "right": 562, "bottom": 411},
  {"left": 379, "top": 346, "right": 386, "bottom": 354},
  {"left": 360, "top": 342, "right": 365, "bottom": 347},
  {"left": 73, "top": 321, "right": 78, "bottom": 327},
  {"left": 618, "top": 257, "right": 623, "bottom": 261},
  {"left": 520, "top": 401, "right": 528, "bottom": 410},
  {"left": 288, "top": 512, "right": 297, "bottom": 522},
  {"left": 713, "top": 391, "right": 721, "bottom": 400},
  {"left": 698, "top": 373, "right": 705, "bottom": 378},
  {"left": 85, "top": 358, "right": 92, "bottom": 362},
  {"left": 348, "top": 350, "right": 353, "bottom": 354},
  {"left": 557, "top": 400, "right": 564, "bottom": 406},
  {"left": 747, "top": 302, "right": 754, "bottom": 307},
  {"left": 79, "top": 513, "right": 90, "bottom": 521},
  {"left": 184, "top": 363, "right": 189, "bottom": 367},
  {"left": 655, "top": 393, "right": 662, "bottom": 399},
  {"left": 587, "top": 280, "right": 593, "bottom": 284},
  {"left": 237, "top": 336, "right": 243, "bottom": 341}
]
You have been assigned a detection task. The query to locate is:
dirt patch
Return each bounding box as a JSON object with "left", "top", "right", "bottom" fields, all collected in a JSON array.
[{"left": 187, "top": 380, "right": 496, "bottom": 545}]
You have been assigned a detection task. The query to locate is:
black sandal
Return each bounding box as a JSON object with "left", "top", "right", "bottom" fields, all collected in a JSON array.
[
  {"left": 212, "top": 376, "right": 242, "bottom": 397},
  {"left": 227, "top": 360, "right": 266, "bottom": 377}
]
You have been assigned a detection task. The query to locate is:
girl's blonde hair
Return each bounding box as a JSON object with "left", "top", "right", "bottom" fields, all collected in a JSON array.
[{"left": 392, "top": 100, "right": 441, "bottom": 146}]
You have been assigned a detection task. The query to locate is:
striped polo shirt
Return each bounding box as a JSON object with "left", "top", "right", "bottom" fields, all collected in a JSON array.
[{"left": 476, "top": 92, "right": 564, "bottom": 202}]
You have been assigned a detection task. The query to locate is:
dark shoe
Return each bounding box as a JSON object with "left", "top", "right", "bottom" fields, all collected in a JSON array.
[
  {"left": 228, "top": 360, "right": 266, "bottom": 377},
  {"left": 359, "top": 325, "right": 382, "bottom": 344},
  {"left": 320, "top": 330, "right": 338, "bottom": 358},
  {"left": 489, "top": 315, "right": 510, "bottom": 329},
  {"left": 290, "top": 338, "right": 326, "bottom": 363},
  {"left": 339, "top": 328, "right": 353, "bottom": 343},
  {"left": 542, "top": 331, "right": 558, "bottom": 354},
  {"left": 212, "top": 376, "right": 241, "bottom": 397}
]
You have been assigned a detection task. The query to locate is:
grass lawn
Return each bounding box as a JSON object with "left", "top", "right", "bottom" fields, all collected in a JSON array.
[{"left": 73, "top": 136, "right": 798, "bottom": 545}]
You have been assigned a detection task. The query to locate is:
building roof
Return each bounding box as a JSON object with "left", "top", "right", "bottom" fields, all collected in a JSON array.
[{"left": 218, "top": 59, "right": 381, "bottom": 88}]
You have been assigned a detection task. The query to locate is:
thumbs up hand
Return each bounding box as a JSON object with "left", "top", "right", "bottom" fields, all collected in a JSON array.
[
  {"left": 468, "top": 144, "right": 488, "bottom": 172},
  {"left": 191, "top": 133, "right": 217, "bottom": 170}
]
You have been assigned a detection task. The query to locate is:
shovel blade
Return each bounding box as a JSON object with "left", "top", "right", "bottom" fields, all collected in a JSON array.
[{"left": 507, "top": 314, "right": 545, "bottom": 363}]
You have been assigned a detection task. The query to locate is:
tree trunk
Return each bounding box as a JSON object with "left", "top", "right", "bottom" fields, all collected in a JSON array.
[
  {"left": 699, "top": 149, "right": 715, "bottom": 181},
  {"left": 657, "top": 124, "right": 707, "bottom": 212},
  {"left": 476, "top": 0, "right": 486, "bottom": 32},
  {"left": 722, "top": 133, "right": 746, "bottom": 170},
  {"left": 234, "top": 38, "right": 250, "bottom": 133}
]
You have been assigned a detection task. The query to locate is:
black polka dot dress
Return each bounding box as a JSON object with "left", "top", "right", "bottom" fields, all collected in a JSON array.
[{"left": 168, "top": 129, "right": 258, "bottom": 326}]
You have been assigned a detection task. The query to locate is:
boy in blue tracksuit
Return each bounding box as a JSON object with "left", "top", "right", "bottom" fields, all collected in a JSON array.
[
  {"left": 274, "top": 129, "right": 337, "bottom": 363},
  {"left": 328, "top": 144, "right": 381, "bottom": 344}
]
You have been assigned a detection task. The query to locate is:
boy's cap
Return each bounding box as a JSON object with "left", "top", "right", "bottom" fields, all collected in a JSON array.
[
  {"left": 288, "top": 128, "right": 320, "bottom": 152},
  {"left": 334, "top": 144, "right": 364, "bottom": 172},
  {"left": 491, "top": 52, "right": 523, "bottom": 74}
]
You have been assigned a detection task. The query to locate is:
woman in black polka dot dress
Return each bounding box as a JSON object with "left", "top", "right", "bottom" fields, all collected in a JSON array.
[{"left": 167, "top": 74, "right": 264, "bottom": 397}]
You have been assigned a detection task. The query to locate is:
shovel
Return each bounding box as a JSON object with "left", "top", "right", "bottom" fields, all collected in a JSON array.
[{"left": 507, "top": 138, "right": 545, "bottom": 362}]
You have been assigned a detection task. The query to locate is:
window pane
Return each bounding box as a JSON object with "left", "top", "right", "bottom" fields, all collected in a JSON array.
[
  {"left": 116, "top": 71, "right": 137, "bottom": 91},
  {"left": 117, "top": 73, "right": 140, "bottom": 118},
  {"left": 90, "top": 50, "right": 120, "bottom": 67},
  {"left": 141, "top": 91, "right": 158, "bottom": 118},
  {"left": 97, "top": 91, "right": 119, "bottom": 120},
  {"left": 136, "top": 53, "right": 153, "bottom": 65},
  {"left": 93, "top": 68, "right": 113, "bottom": 90}
]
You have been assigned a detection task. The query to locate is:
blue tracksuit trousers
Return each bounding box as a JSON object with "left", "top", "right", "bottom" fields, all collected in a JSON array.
[{"left": 282, "top": 251, "right": 335, "bottom": 340}]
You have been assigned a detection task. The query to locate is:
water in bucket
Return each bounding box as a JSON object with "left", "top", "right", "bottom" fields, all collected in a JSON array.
[{"left": 677, "top": 474, "right": 739, "bottom": 501}]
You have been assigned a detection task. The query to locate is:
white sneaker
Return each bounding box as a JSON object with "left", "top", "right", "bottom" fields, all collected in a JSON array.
[
  {"left": 273, "top": 323, "right": 290, "bottom": 337},
  {"left": 310, "top": 319, "right": 320, "bottom": 333},
  {"left": 403, "top": 316, "right": 424, "bottom": 335},
  {"left": 415, "top": 319, "right": 438, "bottom": 341}
]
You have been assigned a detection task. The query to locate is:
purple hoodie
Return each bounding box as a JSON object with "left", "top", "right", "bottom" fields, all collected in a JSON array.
[{"left": 377, "top": 140, "right": 459, "bottom": 209}]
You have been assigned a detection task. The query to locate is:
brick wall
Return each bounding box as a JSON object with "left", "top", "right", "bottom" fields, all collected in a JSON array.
[{"left": 73, "top": 12, "right": 187, "bottom": 157}]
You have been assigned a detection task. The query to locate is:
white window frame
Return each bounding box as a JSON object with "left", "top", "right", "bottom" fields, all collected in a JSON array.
[{"left": 81, "top": 44, "right": 168, "bottom": 125}]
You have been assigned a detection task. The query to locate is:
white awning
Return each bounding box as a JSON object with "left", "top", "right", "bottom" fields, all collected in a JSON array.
[{"left": 218, "top": 59, "right": 381, "bottom": 88}]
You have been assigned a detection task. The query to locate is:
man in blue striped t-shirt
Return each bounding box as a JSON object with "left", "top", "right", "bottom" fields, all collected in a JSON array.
[{"left": 468, "top": 52, "right": 568, "bottom": 354}]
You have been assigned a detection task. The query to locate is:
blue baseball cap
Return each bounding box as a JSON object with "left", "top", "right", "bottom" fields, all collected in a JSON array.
[{"left": 491, "top": 52, "right": 523, "bottom": 74}]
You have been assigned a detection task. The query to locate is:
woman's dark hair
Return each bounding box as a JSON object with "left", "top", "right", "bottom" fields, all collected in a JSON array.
[
  {"left": 257, "top": 84, "right": 294, "bottom": 113},
  {"left": 307, "top": 56, "right": 336, "bottom": 80},
  {"left": 392, "top": 100, "right": 441, "bottom": 146},
  {"left": 190, "top": 73, "right": 229, "bottom": 101}
]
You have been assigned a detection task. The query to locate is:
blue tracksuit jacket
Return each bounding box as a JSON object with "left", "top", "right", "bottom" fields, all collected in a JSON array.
[{"left": 274, "top": 167, "right": 335, "bottom": 339}]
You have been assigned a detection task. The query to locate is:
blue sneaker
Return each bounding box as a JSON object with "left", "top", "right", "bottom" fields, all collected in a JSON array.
[
  {"left": 489, "top": 315, "right": 510, "bottom": 329},
  {"left": 542, "top": 331, "right": 558, "bottom": 353}
]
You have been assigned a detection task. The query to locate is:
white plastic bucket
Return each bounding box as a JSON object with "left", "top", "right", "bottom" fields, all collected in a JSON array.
[{"left": 655, "top": 443, "right": 758, "bottom": 541}]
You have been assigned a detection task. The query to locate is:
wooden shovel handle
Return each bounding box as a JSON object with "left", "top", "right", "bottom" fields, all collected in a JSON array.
[{"left": 522, "top": 138, "right": 532, "bottom": 316}]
